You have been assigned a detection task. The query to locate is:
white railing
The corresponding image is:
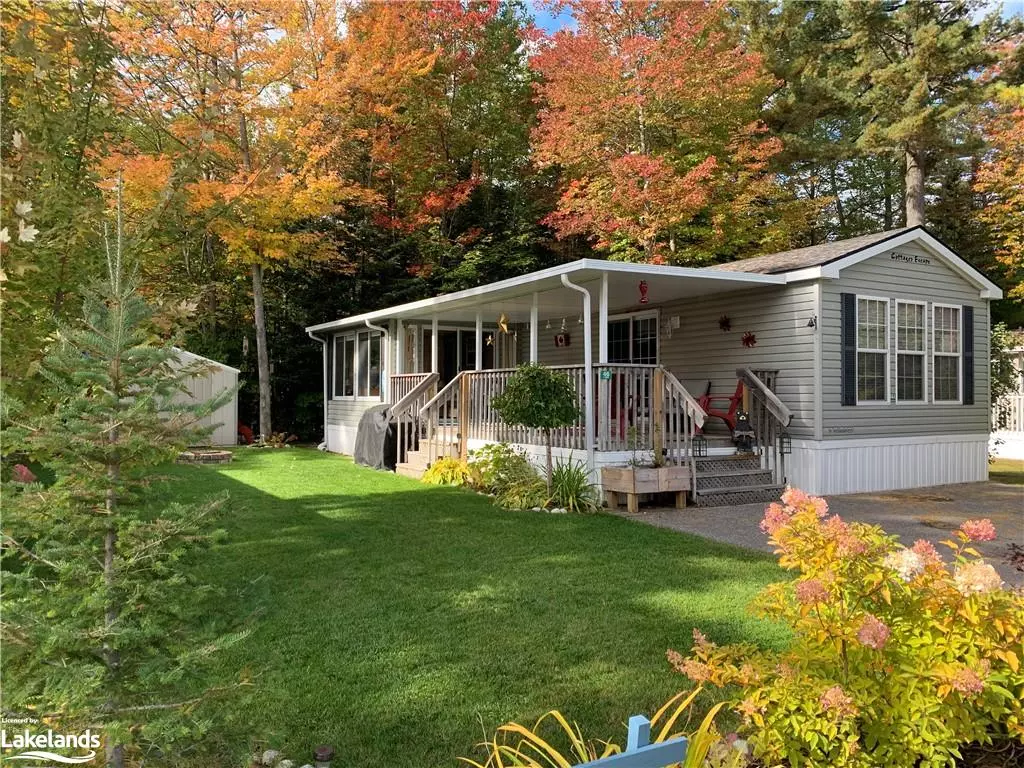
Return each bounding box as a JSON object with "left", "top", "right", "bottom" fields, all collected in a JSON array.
[
  {"left": 994, "top": 394, "right": 1024, "bottom": 433},
  {"left": 418, "top": 372, "right": 466, "bottom": 464},
  {"left": 391, "top": 373, "right": 439, "bottom": 466},
  {"left": 411, "top": 365, "right": 706, "bottom": 470},
  {"left": 737, "top": 367, "right": 792, "bottom": 487},
  {"left": 390, "top": 372, "right": 434, "bottom": 404},
  {"left": 661, "top": 370, "right": 707, "bottom": 491}
]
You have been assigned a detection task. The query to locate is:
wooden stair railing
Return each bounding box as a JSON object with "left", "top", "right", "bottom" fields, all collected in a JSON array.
[
  {"left": 390, "top": 373, "right": 439, "bottom": 466},
  {"left": 736, "top": 367, "right": 792, "bottom": 487},
  {"left": 659, "top": 368, "right": 707, "bottom": 494},
  {"left": 418, "top": 372, "right": 467, "bottom": 465}
]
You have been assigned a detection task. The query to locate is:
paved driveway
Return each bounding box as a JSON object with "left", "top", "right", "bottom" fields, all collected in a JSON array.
[{"left": 612, "top": 481, "right": 1024, "bottom": 585}]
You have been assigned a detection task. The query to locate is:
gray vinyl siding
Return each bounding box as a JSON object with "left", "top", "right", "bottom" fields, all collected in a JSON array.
[
  {"left": 821, "top": 242, "right": 990, "bottom": 438},
  {"left": 659, "top": 284, "right": 818, "bottom": 438},
  {"left": 512, "top": 284, "right": 818, "bottom": 437}
]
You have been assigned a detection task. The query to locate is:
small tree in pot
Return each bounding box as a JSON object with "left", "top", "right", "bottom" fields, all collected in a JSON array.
[{"left": 491, "top": 363, "right": 580, "bottom": 493}]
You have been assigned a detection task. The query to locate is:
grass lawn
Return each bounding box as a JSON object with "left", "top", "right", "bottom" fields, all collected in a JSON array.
[
  {"left": 168, "top": 449, "right": 785, "bottom": 767},
  {"left": 989, "top": 457, "right": 1024, "bottom": 485}
]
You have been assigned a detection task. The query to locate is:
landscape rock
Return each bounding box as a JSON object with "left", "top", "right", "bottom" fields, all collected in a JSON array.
[
  {"left": 277, "top": 760, "right": 295, "bottom": 768},
  {"left": 261, "top": 749, "right": 281, "bottom": 766}
]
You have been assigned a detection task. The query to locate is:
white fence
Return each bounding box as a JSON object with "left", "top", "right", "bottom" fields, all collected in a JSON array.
[{"left": 993, "top": 394, "right": 1024, "bottom": 433}]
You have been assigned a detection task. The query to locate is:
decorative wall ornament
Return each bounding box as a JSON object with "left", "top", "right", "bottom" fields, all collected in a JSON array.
[
  {"left": 638, "top": 280, "right": 649, "bottom": 304},
  {"left": 718, "top": 315, "right": 731, "bottom": 332},
  {"left": 742, "top": 331, "right": 757, "bottom": 348}
]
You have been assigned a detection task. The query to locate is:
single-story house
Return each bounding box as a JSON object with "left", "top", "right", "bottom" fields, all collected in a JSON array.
[{"left": 305, "top": 226, "right": 1001, "bottom": 502}]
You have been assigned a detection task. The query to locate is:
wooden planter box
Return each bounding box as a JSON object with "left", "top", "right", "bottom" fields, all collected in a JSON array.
[{"left": 601, "top": 465, "right": 691, "bottom": 513}]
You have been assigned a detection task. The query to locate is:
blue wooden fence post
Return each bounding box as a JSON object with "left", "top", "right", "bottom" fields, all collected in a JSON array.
[{"left": 576, "top": 714, "right": 688, "bottom": 768}]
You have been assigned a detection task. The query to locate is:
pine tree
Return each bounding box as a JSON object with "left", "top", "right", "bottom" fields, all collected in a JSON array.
[{"left": 1, "top": 230, "right": 242, "bottom": 767}]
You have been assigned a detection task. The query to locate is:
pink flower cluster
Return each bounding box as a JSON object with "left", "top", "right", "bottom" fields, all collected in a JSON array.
[
  {"left": 781, "top": 486, "right": 829, "bottom": 518},
  {"left": 11, "top": 464, "right": 36, "bottom": 484},
  {"left": 856, "top": 614, "right": 891, "bottom": 650},
  {"left": 953, "top": 562, "right": 1003, "bottom": 595},
  {"left": 883, "top": 547, "right": 925, "bottom": 582},
  {"left": 819, "top": 685, "right": 857, "bottom": 718},
  {"left": 910, "top": 539, "right": 942, "bottom": 567},
  {"left": 950, "top": 661, "right": 990, "bottom": 696},
  {"left": 794, "top": 578, "right": 829, "bottom": 605},
  {"left": 960, "top": 519, "right": 997, "bottom": 542},
  {"left": 760, "top": 502, "right": 790, "bottom": 535},
  {"left": 667, "top": 649, "right": 712, "bottom": 683}
]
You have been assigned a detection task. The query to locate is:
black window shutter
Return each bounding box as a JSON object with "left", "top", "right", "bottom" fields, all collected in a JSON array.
[
  {"left": 962, "top": 305, "right": 974, "bottom": 406},
  {"left": 841, "top": 293, "right": 857, "bottom": 406}
]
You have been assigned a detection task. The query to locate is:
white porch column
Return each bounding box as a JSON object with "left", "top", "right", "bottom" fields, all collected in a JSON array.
[
  {"left": 396, "top": 319, "right": 405, "bottom": 374},
  {"left": 530, "top": 292, "right": 539, "bottom": 363},
  {"left": 598, "top": 273, "right": 608, "bottom": 364},
  {"left": 560, "top": 274, "right": 595, "bottom": 475},
  {"left": 431, "top": 316, "right": 439, "bottom": 373},
  {"left": 475, "top": 311, "right": 483, "bottom": 371},
  {"left": 598, "top": 272, "right": 609, "bottom": 449}
]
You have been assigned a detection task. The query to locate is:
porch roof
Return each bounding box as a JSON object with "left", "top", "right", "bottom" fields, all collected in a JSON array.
[{"left": 305, "top": 259, "right": 784, "bottom": 332}]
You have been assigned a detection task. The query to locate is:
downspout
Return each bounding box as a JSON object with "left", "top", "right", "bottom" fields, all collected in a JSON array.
[
  {"left": 306, "top": 330, "right": 329, "bottom": 449},
  {"left": 365, "top": 319, "right": 389, "bottom": 401},
  {"left": 561, "top": 274, "right": 595, "bottom": 477}
]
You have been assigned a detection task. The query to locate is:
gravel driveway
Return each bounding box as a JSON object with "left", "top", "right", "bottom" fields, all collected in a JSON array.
[{"left": 612, "top": 481, "right": 1024, "bottom": 585}]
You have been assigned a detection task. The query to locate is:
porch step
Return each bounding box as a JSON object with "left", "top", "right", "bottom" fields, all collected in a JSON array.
[
  {"left": 395, "top": 463, "right": 425, "bottom": 480},
  {"left": 693, "top": 483, "right": 784, "bottom": 508},
  {"left": 694, "top": 454, "right": 762, "bottom": 473},
  {"left": 694, "top": 468, "right": 774, "bottom": 491}
]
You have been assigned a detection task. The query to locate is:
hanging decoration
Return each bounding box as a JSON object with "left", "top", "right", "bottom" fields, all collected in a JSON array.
[
  {"left": 560, "top": 317, "right": 567, "bottom": 332},
  {"left": 497, "top": 313, "right": 509, "bottom": 334},
  {"left": 718, "top": 315, "right": 731, "bottom": 332},
  {"left": 638, "top": 280, "right": 649, "bottom": 304},
  {"left": 486, "top": 333, "right": 494, "bottom": 346},
  {"left": 742, "top": 331, "right": 757, "bottom": 348}
]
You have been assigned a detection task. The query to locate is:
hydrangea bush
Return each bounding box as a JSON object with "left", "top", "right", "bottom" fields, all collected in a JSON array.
[{"left": 669, "top": 488, "right": 1024, "bottom": 768}]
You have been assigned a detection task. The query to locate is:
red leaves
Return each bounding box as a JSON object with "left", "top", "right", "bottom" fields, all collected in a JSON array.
[{"left": 531, "top": 0, "right": 783, "bottom": 260}]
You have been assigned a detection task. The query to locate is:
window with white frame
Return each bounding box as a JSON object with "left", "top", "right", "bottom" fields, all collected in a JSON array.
[
  {"left": 333, "top": 330, "right": 382, "bottom": 399},
  {"left": 895, "top": 301, "right": 926, "bottom": 402},
  {"left": 932, "top": 305, "right": 961, "bottom": 402},
  {"left": 856, "top": 297, "right": 889, "bottom": 403},
  {"left": 607, "top": 311, "right": 658, "bottom": 364}
]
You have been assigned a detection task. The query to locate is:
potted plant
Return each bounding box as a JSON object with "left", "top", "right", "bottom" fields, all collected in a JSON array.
[{"left": 601, "top": 426, "right": 690, "bottom": 512}]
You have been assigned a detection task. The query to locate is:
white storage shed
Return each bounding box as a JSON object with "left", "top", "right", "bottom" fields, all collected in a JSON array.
[{"left": 173, "top": 348, "right": 240, "bottom": 446}]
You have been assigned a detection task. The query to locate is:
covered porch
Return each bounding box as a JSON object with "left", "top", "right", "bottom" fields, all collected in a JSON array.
[{"left": 305, "top": 259, "right": 800, "bottom": 505}]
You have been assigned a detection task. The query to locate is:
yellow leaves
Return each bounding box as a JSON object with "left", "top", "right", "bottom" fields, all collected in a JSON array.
[{"left": 993, "top": 649, "right": 1020, "bottom": 673}]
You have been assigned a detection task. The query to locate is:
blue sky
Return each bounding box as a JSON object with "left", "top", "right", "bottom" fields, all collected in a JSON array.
[{"left": 529, "top": 0, "right": 1023, "bottom": 34}]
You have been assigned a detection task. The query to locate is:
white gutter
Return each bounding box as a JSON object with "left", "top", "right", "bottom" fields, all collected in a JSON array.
[
  {"left": 306, "top": 330, "right": 329, "bottom": 447},
  {"left": 365, "top": 319, "right": 389, "bottom": 401},
  {"left": 560, "top": 274, "right": 595, "bottom": 476},
  {"left": 305, "top": 258, "right": 785, "bottom": 334}
]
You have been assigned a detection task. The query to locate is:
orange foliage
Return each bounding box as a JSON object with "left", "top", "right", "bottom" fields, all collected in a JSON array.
[{"left": 532, "top": 0, "right": 791, "bottom": 261}]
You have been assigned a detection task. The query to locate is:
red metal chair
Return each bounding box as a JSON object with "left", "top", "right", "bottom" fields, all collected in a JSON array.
[{"left": 696, "top": 380, "right": 744, "bottom": 433}]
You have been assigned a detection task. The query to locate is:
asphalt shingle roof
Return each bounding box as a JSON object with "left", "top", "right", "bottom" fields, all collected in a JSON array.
[{"left": 710, "top": 227, "right": 917, "bottom": 275}]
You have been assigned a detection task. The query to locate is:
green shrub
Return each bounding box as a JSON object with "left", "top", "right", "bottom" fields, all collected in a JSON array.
[
  {"left": 461, "top": 688, "right": 739, "bottom": 767},
  {"left": 421, "top": 457, "right": 475, "bottom": 487},
  {"left": 670, "top": 488, "right": 1024, "bottom": 768},
  {"left": 550, "top": 457, "right": 598, "bottom": 513},
  {"left": 490, "top": 363, "right": 580, "bottom": 491},
  {"left": 495, "top": 476, "right": 550, "bottom": 511},
  {"left": 468, "top": 442, "right": 536, "bottom": 493}
]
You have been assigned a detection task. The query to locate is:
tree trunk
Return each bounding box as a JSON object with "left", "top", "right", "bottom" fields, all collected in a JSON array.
[
  {"left": 904, "top": 149, "right": 926, "bottom": 227},
  {"left": 252, "top": 263, "right": 272, "bottom": 439},
  {"left": 544, "top": 428, "right": 553, "bottom": 495},
  {"left": 883, "top": 164, "right": 893, "bottom": 230}
]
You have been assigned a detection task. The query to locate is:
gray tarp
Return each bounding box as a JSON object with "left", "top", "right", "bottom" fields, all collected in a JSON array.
[{"left": 353, "top": 404, "right": 396, "bottom": 470}]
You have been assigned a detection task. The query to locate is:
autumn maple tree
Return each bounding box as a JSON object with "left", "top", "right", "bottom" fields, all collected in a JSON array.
[
  {"left": 111, "top": 0, "right": 370, "bottom": 439},
  {"left": 531, "top": 0, "right": 807, "bottom": 263},
  {"left": 975, "top": 52, "right": 1024, "bottom": 301}
]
